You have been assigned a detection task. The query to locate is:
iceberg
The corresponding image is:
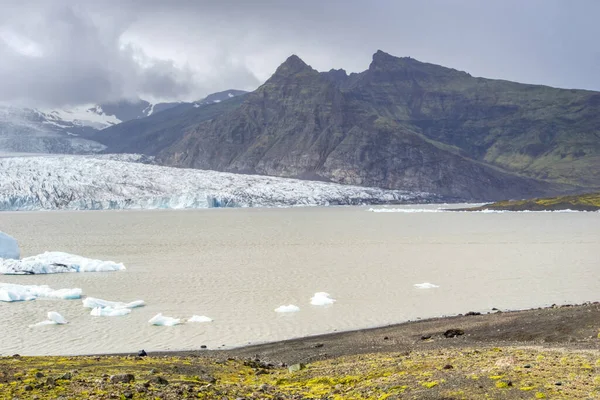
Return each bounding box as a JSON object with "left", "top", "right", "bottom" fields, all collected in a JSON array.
[
  {"left": 82, "top": 297, "right": 144, "bottom": 309},
  {"left": 188, "top": 315, "right": 213, "bottom": 323},
  {"left": 0, "top": 251, "right": 125, "bottom": 275},
  {"left": 414, "top": 282, "right": 439, "bottom": 289},
  {"left": 274, "top": 304, "right": 300, "bottom": 313},
  {"left": 90, "top": 307, "right": 131, "bottom": 317},
  {"left": 148, "top": 313, "right": 182, "bottom": 326},
  {"left": 48, "top": 311, "right": 68, "bottom": 324},
  {"left": 0, "top": 283, "right": 82, "bottom": 302},
  {"left": 0, "top": 231, "right": 20, "bottom": 259},
  {"left": 31, "top": 311, "right": 68, "bottom": 327},
  {"left": 310, "top": 292, "right": 336, "bottom": 306}
]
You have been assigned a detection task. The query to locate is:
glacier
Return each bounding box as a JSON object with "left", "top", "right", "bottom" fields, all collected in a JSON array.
[
  {"left": 0, "top": 155, "right": 439, "bottom": 211},
  {"left": 0, "top": 251, "right": 125, "bottom": 275},
  {"left": 0, "top": 283, "right": 82, "bottom": 302},
  {"left": 0, "top": 231, "right": 20, "bottom": 259}
]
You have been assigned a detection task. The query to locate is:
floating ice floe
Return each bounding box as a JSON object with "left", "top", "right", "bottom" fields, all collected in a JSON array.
[
  {"left": 148, "top": 313, "right": 182, "bottom": 326},
  {"left": 0, "top": 231, "right": 20, "bottom": 259},
  {"left": 188, "top": 315, "right": 213, "bottom": 323},
  {"left": 82, "top": 297, "right": 145, "bottom": 310},
  {"left": 310, "top": 292, "right": 336, "bottom": 306},
  {"left": 0, "top": 283, "right": 82, "bottom": 302},
  {"left": 30, "top": 311, "right": 68, "bottom": 327},
  {"left": 414, "top": 282, "right": 440, "bottom": 289},
  {"left": 368, "top": 208, "right": 444, "bottom": 213},
  {"left": 0, "top": 251, "right": 125, "bottom": 275},
  {"left": 275, "top": 304, "right": 300, "bottom": 313},
  {"left": 90, "top": 307, "right": 132, "bottom": 317}
]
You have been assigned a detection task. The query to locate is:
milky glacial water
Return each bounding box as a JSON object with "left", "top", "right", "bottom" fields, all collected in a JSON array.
[{"left": 1, "top": 205, "right": 599, "bottom": 355}]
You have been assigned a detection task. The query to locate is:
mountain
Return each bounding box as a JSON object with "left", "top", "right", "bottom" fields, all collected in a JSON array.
[
  {"left": 0, "top": 155, "right": 438, "bottom": 211},
  {"left": 90, "top": 90, "right": 247, "bottom": 154},
  {"left": 0, "top": 90, "right": 247, "bottom": 155},
  {"left": 145, "top": 51, "right": 600, "bottom": 200}
]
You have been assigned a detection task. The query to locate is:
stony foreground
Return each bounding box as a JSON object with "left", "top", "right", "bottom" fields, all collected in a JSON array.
[{"left": 2, "top": 303, "right": 599, "bottom": 399}]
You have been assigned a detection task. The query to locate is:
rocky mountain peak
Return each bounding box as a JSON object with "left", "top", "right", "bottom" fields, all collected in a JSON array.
[{"left": 272, "top": 54, "right": 316, "bottom": 78}]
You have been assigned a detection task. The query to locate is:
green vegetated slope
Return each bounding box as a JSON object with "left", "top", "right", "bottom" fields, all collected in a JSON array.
[{"left": 468, "top": 192, "right": 600, "bottom": 211}]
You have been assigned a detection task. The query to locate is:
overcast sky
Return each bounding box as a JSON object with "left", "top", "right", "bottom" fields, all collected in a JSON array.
[{"left": 0, "top": 0, "right": 599, "bottom": 107}]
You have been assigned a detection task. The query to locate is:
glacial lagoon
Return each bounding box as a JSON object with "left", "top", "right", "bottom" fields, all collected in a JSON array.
[{"left": 1, "top": 205, "right": 599, "bottom": 355}]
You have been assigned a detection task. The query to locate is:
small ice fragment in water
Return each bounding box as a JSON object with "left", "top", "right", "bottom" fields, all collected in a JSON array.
[
  {"left": 47, "top": 311, "right": 68, "bottom": 324},
  {"left": 188, "top": 315, "right": 213, "bottom": 322},
  {"left": 30, "top": 320, "right": 58, "bottom": 328},
  {"left": 310, "top": 292, "right": 336, "bottom": 306},
  {"left": 90, "top": 307, "right": 132, "bottom": 317},
  {"left": 275, "top": 304, "right": 300, "bottom": 313},
  {"left": 0, "top": 283, "right": 82, "bottom": 302},
  {"left": 0, "top": 251, "right": 125, "bottom": 275},
  {"left": 414, "top": 282, "right": 439, "bottom": 289},
  {"left": 82, "top": 297, "right": 144, "bottom": 309},
  {"left": 148, "top": 313, "right": 181, "bottom": 326}
]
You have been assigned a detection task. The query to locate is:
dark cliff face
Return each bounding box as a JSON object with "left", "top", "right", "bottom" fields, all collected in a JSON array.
[{"left": 150, "top": 51, "right": 599, "bottom": 201}]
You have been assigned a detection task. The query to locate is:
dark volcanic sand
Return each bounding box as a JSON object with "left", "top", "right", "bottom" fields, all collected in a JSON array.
[{"left": 153, "top": 303, "right": 600, "bottom": 365}]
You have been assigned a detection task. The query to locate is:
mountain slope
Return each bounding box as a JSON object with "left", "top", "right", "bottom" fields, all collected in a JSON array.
[
  {"left": 90, "top": 91, "right": 247, "bottom": 154},
  {"left": 0, "top": 90, "right": 246, "bottom": 155},
  {"left": 155, "top": 53, "right": 592, "bottom": 200}
]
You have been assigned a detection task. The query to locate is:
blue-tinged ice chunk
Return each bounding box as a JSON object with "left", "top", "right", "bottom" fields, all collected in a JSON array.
[{"left": 0, "top": 231, "right": 20, "bottom": 260}]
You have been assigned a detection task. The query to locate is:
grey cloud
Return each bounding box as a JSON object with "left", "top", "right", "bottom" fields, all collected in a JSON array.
[{"left": 0, "top": 0, "right": 598, "bottom": 107}]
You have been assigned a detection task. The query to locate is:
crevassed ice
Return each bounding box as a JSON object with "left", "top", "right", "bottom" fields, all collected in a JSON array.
[
  {"left": 188, "top": 315, "right": 213, "bottom": 323},
  {"left": 310, "top": 292, "right": 336, "bottom": 306},
  {"left": 149, "top": 313, "right": 182, "bottom": 326},
  {"left": 0, "top": 283, "right": 82, "bottom": 302},
  {"left": 0, "top": 155, "right": 438, "bottom": 211},
  {"left": 0, "top": 252, "right": 125, "bottom": 275},
  {"left": 82, "top": 297, "right": 144, "bottom": 309},
  {"left": 0, "top": 231, "right": 20, "bottom": 259}
]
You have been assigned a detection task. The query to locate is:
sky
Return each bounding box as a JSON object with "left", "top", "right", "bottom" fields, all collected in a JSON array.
[{"left": 0, "top": 0, "right": 599, "bottom": 107}]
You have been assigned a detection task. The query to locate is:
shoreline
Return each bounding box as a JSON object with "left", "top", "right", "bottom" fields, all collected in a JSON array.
[
  {"left": 78, "top": 302, "right": 600, "bottom": 363},
  {"left": 2, "top": 302, "right": 599, "bottom": 399}
]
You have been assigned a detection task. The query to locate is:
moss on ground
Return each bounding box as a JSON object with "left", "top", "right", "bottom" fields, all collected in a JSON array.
[{"left": 1, "top": 347, "right": 599, "bottom": 399}]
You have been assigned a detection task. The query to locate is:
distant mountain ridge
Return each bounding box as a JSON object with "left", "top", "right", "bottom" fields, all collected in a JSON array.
[
  {"left": 0, "top": 89, "right": 247, "bottom": 154},
  {"left": 140, "top": 51, "right": 600, "bottom": 200}
]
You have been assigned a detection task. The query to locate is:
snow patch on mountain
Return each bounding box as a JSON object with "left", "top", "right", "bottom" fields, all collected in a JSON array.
[{"left": 0, "top": 155, "right": 439, "bottom": 211}]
